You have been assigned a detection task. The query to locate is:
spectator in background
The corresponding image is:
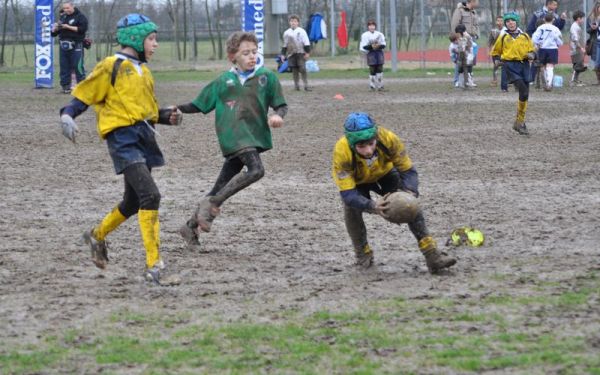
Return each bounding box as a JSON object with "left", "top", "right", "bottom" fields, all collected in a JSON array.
[
  {"left": 359, "top": 20, "right": 387, "bottom": 92},
  {"left": 526, "top": 0, "right": 566, "bottom": 83},
  {"left": 488, "top": 15, "right": 506, "bottom": 89},
  {"left": 51, "top": 1, "right": 88, "bottom": 94},
  {"left": 587, "top": 2, "right": 600, "bottom": 83},
  {"left": 569, "top": 10, "right": 587, "bottom": 86},
  {"left": 281, "top": 15, "right": 311, "bottom": 91},
  {"left": 531, "top": 13, "right": 563, "bottom": 91},
  {"left": 450, "top": 0, "right": 480, "bottom": 86}
]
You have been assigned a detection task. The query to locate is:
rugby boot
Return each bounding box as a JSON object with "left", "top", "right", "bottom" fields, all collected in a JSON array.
[
  {"left": 179, "top": 218, "right": 202, "bottom": 251},
  {"left": 355, "top": 244, "right": 374, "bottom": 269},
  {"left": 195, "top": 197, "right": 220, "bottom": 233},
  {"left": 419, "top": 236, "right": 456, "bottom": 274},
  {"left": 512, "top": 121, "right": 529, "bottom": 135},
  {"left": 83, "top": 206, "right": 126, "bottom": 269},
  {"left": 83, "top": 230, "right": 109, "bottom": 269}
]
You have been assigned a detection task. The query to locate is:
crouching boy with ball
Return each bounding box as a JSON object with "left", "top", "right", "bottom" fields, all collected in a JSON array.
[{"left": 331, "top": 112, "right": 456, "bottom": 273}]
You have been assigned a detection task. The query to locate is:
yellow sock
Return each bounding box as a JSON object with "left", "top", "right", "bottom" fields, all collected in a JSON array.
[
  {"left": 516, "top": 100, "right": 528, "bottom": 123},
  {"left": 93, "top": 206, "right": 127, "bottom": 241},
  {"left": 418, "top": 236, "right": 437, "bottom": 254},
  {"left": 138, "top": 209, "right": 161, "bottom": 269}
]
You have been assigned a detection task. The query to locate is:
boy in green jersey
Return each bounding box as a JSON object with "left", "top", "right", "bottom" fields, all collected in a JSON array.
[{"left": 177, "top": 31, "right": 288, "bottom": 250}]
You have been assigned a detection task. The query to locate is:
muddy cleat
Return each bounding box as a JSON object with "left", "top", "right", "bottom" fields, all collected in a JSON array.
[
  {"left": 145, "top": 266, "right": 161, "bottom": 284},
  {"left": 512, "top": 121, "right": 529, "bottom": 135},
  {"left": 423, "top": 249, "right": 457, "bottom": 274},
  {"left": 179, "top": 220, "right": 202, "bottom": 251},
  {"left": 82, "top": 230, "right": 109, "bottom": 269},
  {"left": 355, "top": 244, "right": 374, "bottom": 269},
  {"left": 304, "top": 86, "right": 312, "bottom": 92},
  {"left": 195, "top": 198, "right": 220, "bottom": 233},
  {"left": 294, "top": 85, "right": 300, "bottom": 91}
]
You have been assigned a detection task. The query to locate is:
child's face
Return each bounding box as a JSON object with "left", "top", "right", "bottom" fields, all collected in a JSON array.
[
  {"left": 368, "top": 24, "right": 376, "bottom": 32},
  {"left": 234, "top": 40, "right": 258, "bottom": 71},
  {"left": 354, "top": 138, "right": 377, "bottom": 159},
  {"left": 577, "top": 17, "right": 585, "bottom": 25},
  {"left": 289, "top": 18, "right": 299, "bottom": 29},
  {"left": 144, "top": 33, "right": 158, "bottom": 61},
  {"left": 505, "top": 20, "right": 517, "bottom": 31},
  {"left": 496, "top": 17, "right": 503, "bottom": 28}
]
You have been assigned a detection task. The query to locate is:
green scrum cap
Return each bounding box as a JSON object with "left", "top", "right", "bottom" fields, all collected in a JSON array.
[{"left": 116, "top": 13, "right": 157, "bottom": 53}]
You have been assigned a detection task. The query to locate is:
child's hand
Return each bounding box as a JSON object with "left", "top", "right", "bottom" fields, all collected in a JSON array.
[
  {"left": 268, "top": 114, "right": 284, "bottom": 128},
  {"left": 60, "top": 114, "right": 78, "bottom": 143},
  {"left": 169, "top": 106, "right": 183, "bottom": 125}
]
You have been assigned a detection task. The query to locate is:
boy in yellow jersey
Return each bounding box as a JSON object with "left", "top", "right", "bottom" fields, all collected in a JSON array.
[
  {"left": 58, "top": 14, "right": 182, "bottom": 285},
  {"left": 331, "top": 113, "right": 456, "bottom": 273},
  {"left": 490, "top": 12, "right": 535, "bottom": 135}
]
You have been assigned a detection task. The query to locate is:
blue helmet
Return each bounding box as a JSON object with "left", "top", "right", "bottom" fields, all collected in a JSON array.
[{"left": 344, "top": 112, "right": 377, "bottom": 147}]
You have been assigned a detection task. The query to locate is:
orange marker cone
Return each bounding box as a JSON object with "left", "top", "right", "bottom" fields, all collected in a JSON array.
[{"left": 333, "top": 93, "right": 344, "bottom": 100}]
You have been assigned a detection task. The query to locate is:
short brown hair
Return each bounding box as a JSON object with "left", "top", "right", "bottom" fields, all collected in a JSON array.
[
  {"left": 367, "top": 19, "right": 377, "bottom": 27},
  {"left": 226, "top": 31, "right": 258, "bottom": 61},
  {"left": 449, "top": 32, "right": 459, "bottom": 42},
  {"left": 288, "top": 14, "right": 300, "bottom": 22}
]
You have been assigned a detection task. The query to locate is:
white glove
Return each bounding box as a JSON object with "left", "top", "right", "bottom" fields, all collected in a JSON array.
[{"left": 60, "top": 114, "right": 79, "bottom": 143}]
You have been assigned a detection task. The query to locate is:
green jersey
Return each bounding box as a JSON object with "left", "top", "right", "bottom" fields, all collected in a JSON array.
[{"left": 191, "top": 66, "right": 286, "bottom": 156}]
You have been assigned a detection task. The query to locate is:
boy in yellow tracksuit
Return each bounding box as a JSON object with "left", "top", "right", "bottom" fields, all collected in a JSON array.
[
  {"left": 490, "top": 12, "right": 535, "bottom": 135},
  {"left": 58, "top": 14, "right": 182, "bottom": 284},
  {"left": 331, "top": 112, "right": 456, "bottom": 273}
]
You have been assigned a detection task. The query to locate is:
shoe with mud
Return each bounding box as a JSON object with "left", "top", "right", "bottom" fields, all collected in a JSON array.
[
  {"left": 82, "top": 230, "right": 109, "bottom": 269},
  {"left": 512, "top": 121, "right": 529, "bottom": 135},
  {"left": 423, "top": 249, "right": 456, "bottom": 274},
  {"left": 355, "top": 244, "right": 374, "bottom": 269},
  {"left": 179, "top": 220, "right": 202, "bottom": 251},
  {"left": 145, "top": 261, "right": 180, "bottom": 286},
  {"left": 195, "top": 198, "right": 220, "bottom": 233}
]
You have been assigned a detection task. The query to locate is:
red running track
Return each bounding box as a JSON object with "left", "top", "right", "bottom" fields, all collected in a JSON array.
[{"left": 386, "top": 45, "right": 574, "bottom": 64}]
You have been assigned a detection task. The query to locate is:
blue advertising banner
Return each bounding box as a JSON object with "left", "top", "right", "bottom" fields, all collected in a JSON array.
[
  {"left": 241, "top": 0, "right": 264, "bottom": 68},
  {"left": 35, "top": 0, "right": 53, "bottom": 88}
]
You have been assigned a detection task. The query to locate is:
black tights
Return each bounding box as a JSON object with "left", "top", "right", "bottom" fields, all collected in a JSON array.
[
  {"left": 207, "top": 150, "right": 265, "bottom": 206},
  {"left": 513, "top": 79, "right": 529, "bottom": 101},
  {"left": 369, "top": 64, "right": 383, "bottom": 75},
  {"left": 118, "top": 163, "right": 161, "bottom": 217}
]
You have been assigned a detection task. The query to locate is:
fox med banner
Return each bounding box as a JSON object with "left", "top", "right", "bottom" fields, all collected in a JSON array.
[
  {"left": 241, "top": 0, "right": 264, "bottom": 68},
  {"left": 35, "top": 0, "right": 54, "bottom": 88}
]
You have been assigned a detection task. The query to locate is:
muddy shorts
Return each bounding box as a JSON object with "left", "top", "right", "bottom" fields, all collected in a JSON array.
[
  {"left": 106, "top": 121, "right": 165, "bottom": 174},
  {"left": 287, "top": 53, "right": 306, "bottom": 68},
  {"left": 571, "top": 51, "right": 586, "bottom": 72},
  {"left": 504, "top": 60, "right": 531, "bottom": 84}
]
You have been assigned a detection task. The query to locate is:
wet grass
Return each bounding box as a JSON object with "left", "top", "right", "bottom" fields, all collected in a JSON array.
[{"left": 2, "top": 271, "right": 599, "bottom": 374}]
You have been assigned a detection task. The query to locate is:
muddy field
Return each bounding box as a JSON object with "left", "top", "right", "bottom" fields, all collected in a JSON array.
[{"left": 1, "top": 73, "right": 599, "bottom": 373}]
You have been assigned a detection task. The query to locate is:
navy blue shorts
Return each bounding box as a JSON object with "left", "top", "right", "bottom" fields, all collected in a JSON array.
[
  {"left": 106, "top": 122, "right": 165, "bottom": 174},
  {"left": 504, "top": 60, "right": 532, "bottom": 84},
  {"left": 367, "top": 50, "right": 385, "bottom": 66},
  {"left": 537, "top": 48, "right": 559, "bottom": 65}
]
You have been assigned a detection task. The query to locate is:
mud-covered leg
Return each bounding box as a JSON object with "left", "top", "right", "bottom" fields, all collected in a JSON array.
[
  {"left": 344, "top": 205, "right": 373, "bottom": 268},
  {"left": 408, "top": 210, "right": 456, "bottom": 273},
  {"left": 195, "top": 151, "right": 264, "bottom": 233}
]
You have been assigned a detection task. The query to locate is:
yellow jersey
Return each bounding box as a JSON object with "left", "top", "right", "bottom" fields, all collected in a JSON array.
[
  {"left": 490, "top": 30, "right": 534, "bottom": 61},
  {"left": 332, "top": 127, "right": 413, "bottom": 191},
  {"left": 72, "top": 54, "right": 159, "bottom": 139}
]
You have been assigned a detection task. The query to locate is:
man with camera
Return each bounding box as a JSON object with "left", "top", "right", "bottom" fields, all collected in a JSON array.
[{"left": 51, "top": 1, "right": 88, "bottom": 94}]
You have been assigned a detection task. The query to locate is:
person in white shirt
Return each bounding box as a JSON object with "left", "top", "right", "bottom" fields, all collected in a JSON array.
[
  {"left": 281, "top": 14, "right": 312, "bottom": 91},
  {"left": 569, "top": 10, "right": 588, "bottom": 86},
  {"left": 359, "top": 20, "right": 387, "bottom": 91},
  {"left": 532, "top": 13, "right": 564, "bottom": 90}
]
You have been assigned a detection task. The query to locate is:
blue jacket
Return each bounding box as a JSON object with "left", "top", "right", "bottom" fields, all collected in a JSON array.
[
  {"left": 526, "top": 7, "right": 565, "bottom": 36},
  {"left": 307, "top": 13, "right": 326, "bottom": 43}
]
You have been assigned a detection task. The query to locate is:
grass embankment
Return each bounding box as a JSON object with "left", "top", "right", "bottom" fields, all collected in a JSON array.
[{"left": 2, "top": 271, "right": 599, "bottom": 374}]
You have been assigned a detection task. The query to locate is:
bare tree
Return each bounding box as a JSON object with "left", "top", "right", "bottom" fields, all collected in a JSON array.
[
  {"left": 182, "top": 0, "right": 187, "bottom": 60},
  {"left": 215, "top": 0, "right": 223, "bottom": 59},
  {"left": 190, "top": 0, "right": 198, "bottom": 60},
  {"left": 0, "top": 0, "right": 9, "bottom": 66},
  {"left": 204, "top": 0, "right": 216, "bottom": 59},
  {"left": 10, "top": 0, "right": 27, "bottom": 65},
  {"left": 166, "top": 0, "right": 182, "bottom": 60}
]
